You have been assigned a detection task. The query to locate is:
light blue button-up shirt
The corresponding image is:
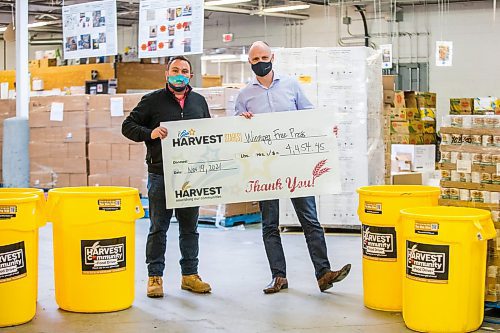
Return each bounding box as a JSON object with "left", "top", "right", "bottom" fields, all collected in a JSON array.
[{"left": 234, "top": 72, "right": 314, "bottom": 115}]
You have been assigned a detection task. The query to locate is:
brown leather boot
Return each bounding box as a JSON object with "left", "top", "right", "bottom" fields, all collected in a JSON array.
[
  {"left": 147, "top": 276, "right": 164, "bottom": 298},
  {"left": 263, "top": 277, "right": 288, "bottom": 294},
  {"left": 181, "top": 274, "right": 211, "bottom": 293},
  {"left": 317, "top": 264, "right": 351, "bottom": 292}
]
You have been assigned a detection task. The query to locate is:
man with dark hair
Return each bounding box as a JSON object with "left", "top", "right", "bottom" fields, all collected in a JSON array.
[
  {"left": 122, "top": 55, "right": 212, "bottom": 298},
  {"left": 235, "top": 41, "right": 351, "bottom": 294}
]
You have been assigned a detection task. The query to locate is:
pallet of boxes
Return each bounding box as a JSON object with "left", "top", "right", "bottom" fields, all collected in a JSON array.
[
  {"left": 29, "top": 96, "right": 89, "bottom": 188},
  {"left": 437, "top": 96, "right": 500, "bottom": 303},
  {"left": 87, "top": 94, "right": 148, "bottom": 197},
  {"left": 193, "top": 86, "right": 262, "bottom": 227},
  {"left": 385, "top": 90, "right": 437, "bottom": 184}
]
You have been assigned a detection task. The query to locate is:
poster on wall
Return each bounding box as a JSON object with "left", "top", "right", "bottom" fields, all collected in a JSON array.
[
  {"left": 138, "top": 0, "right": 204, "bottom": 58},
  {"left": 380, "top": 44, "right": 393, "bottom": 69},
  {"left": 62, "top": 0, "right": 118, "bottom": 60},
  {"left": 435, "top": 41, "right": 453, "bottom": 67}
]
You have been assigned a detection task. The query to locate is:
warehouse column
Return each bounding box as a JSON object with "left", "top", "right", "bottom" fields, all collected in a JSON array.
[{"left": 2, "top": 0, "right": 30, "bottom": 187}]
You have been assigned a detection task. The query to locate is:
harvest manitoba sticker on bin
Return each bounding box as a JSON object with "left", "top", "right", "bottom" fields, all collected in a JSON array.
[
  {"left": 362, "top": 225, "right": 397, "bottom": 261},
  {"left": 0, "top": 205, "right": 17, "bottom": 219},
  {"left": 97, "top": 199, "right": 121, "bottom": 211},
  {"left": 364, "top": 201, "right": 382, "bottom": 214},
  {"left": 81, "top": 237, "right": 126, "bottom": 274},
  {"left": 415, "top": 221, "right": 439, "bottom": 235},
  {"left": 406, "top": 241, "right": 449, "bottom": 283},
  {"left": 0, "top": 241, "right": 27, "bottom": 283}
]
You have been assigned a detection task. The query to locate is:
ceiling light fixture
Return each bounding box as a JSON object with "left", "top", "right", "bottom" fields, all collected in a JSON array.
[
  {"left": 205, "top": 0, "right": 251, "bottom": 6},
  {"left": 262, "top": 3, "right": 310, "bottom": 12},
  {"left": 0, "top": 20, "right": 60, "bottom": 32}
]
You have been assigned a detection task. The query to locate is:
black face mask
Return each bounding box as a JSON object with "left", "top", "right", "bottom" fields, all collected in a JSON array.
[{"left": 251, "top": 61, "right": 272, "bottom": 77}]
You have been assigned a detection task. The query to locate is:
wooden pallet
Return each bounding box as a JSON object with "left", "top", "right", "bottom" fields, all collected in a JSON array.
[{"left": 199, "top": 212, "right": 262, "bottom": 227}]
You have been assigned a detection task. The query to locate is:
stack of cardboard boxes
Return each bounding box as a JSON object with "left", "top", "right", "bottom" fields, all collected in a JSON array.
[
  {"left": 87, "top": 94, "right": 147, "bottom": 195},
  {"left": 384, "top": 89, "right": 438, "bottom": 184},
  {"left": 0, "top": 100, "right": 16, "bottom": 184},
  {"left": 29, "top": 96, "right": 88, "bottom": 188},
  {"left": 193, "top": 87, "right": 240, "bottom": 118},
  {"left": 438, "top": 98, "right": 500, "bottom": 302}
]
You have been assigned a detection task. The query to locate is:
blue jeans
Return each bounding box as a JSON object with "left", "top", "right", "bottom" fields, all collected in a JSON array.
[
  {"left": 260, "top": 196, "right": 331, "bottom": 280},
  {"left": 146, "top": 173, "right": 200, "bottom": 276}
]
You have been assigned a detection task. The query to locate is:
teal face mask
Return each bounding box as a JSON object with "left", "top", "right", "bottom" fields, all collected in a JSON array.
[{"left": 168, "top": 75, "right": 190, "bottom": 92}]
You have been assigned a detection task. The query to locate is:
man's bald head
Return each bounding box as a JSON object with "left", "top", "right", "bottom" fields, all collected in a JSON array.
[{"left": 248, "top": 41, "right": 273, "bottom": 65}]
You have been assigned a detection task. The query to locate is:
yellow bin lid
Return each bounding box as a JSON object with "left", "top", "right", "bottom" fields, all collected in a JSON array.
[
  {"left": 357, "top": 185, "right": 440, "bottom": 197},
  {"left": 400, "top": 206, "right": 491, "bottom": 221}
]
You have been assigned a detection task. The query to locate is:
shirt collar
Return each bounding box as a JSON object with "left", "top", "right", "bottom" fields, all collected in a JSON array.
[{"left": 251, "top": 71, "right": 280, "bottom": 87}]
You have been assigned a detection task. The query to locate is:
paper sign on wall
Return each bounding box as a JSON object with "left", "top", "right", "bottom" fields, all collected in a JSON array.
[
  {"left": 50, "top": 103, "right": 64, "bottom": 122},
  {"left": 62, "top": 0, "right": 118, "bottom": 59},
  {"left": 138, "top": 0, "right": 204, "bottom": 58},
  {"left": 380, "top": 44, "right": 393, "bottom": 69},
  {"left": 110, "top": 97, "right": 124, "bottom": 117},
  {"left": 436, "top": 41, "right": 453, "bottom": 67}
]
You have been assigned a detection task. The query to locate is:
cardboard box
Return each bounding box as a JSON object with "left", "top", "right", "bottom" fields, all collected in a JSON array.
[
  {"left": 30, "top": 96, "right": 88, "bottom": 113},
  {"left": 88, "top": 143, "right": 112, "bottom": 160},
  {"left": 391, "top": 133, "right": 424, "bottom": 145},
  {"left": 88, "top": 111, "right": 111, "bottom": 128},
  {"left": 418, "top": 108, "right": 436, "bottom": 121},
  {"left": 450, "top": 98, "right": 473, "bottom": 114},
  {"left": 391, "top": 144, "right": 436, "bottom": 172},
  {"left": 89, "top": 128, "right": 130, "bottom": 144},
  {"left": 199, "top": 201, "right": 261, "bottom": 218},
  {"left": 392, "top": 172, "right": 422, "bottom": 185},
  {"left": 404, "top": 91, "right": 417, "bottom": 108},
  {"left": 112, "top": 144, "right": 130, "bottom": 160},
  {"left": 39, "top": 58, "right": 57, "bottom": 67},
  {"left": 416, "top": 92, "right": 437, "bottom": 108},
  {"left": 30, "top": 157, "right": 87, "bottom": 174},
  {"left": 111, "top": 176, "right": 129, "bottom": 187},
  {"left": 88, "top": 174, "right": 112, "bottom": 186},
  {"left": 30, "top": 142, "right": 86, "bottom": 159},
  {"left": 130, "top": 176, "right": 148, "bottom": 195},
  {"left": 382, "top": 75, "right": 396, "bottom": 90},
  {"left": 389, "top": 108, "right": 420, "bottom": 122},
  {"left": 107, "top": 160, "right": 147, "bottom": 177},
  {"left": 423, "top": 133, "right": 437, "bottom": 144},
  {"left": 384, "top": 91, "right": 405, "bottom": 107},
  {"left": 474, "top": 97, "right": 497, "bottom": 111},
  {"left": 129, "top": 145, "right": 146, "bottom": 160},
  {"left": 390, "top": 121, "right": 424, "bottom": 134},
  {"left": 70, "top": 173, "right": 88, "bottom": 186},
  {"left": 422, "top": 121, "right": 436, "bottom": 134},
  {"left": 29, "top": 111, "right": 86, "bottom": 129},
  {"left": 89, "top": 159, "right": 108, "bottom": 174}
]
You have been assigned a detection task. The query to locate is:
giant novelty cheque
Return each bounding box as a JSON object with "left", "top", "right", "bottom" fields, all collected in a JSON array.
[{"left": 161, "top": 109, "right": 342, "bottom": 208}]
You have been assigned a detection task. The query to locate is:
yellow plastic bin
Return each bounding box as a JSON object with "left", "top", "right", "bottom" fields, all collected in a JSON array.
[
  {"left": 47, "top": 186, "right": 144, "bottom": 313},
  {"left": 0, "top": 192, "right": 42, "bottom": 327},
  {"left": 356, "top": 185, "right": 440, "bottom": 311},
  {"left": 401, "top": 206, "right": 496, "bottom": 333}
]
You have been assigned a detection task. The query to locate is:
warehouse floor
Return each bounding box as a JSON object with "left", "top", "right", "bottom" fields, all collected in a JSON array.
[{"left": 1, "top": 220, "right": 498, "bottom": 333}]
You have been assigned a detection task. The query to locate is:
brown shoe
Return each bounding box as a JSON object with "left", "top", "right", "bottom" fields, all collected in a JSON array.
[
  {"left": 263, "top": 277, "right": 288, "bottom": 294},
  {"left": 147, "top": 276, "right": 164, "bottom": 298},
  {"left": 317, "top": 264, "right": 351, "bottom": 292},
  {"left": 181, "top": 274, "right": 211, "bottom": 293}
]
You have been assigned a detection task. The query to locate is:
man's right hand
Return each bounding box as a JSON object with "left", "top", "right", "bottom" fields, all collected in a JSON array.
[
  {"left": 151, "top": 126, "right": 168, "bottom": 140},
  {"left": 240, "top": 112, "right": 254, "bottom": 119}
]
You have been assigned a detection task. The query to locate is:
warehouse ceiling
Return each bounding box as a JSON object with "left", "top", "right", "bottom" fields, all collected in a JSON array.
[{"left": 0, "top": 0, "right": 492, "bottom": 33}]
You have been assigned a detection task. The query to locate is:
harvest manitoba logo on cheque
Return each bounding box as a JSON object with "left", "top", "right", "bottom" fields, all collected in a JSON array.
[
  {"left": 174, "top": 181, "right": 222, "bottom": 202},
  {"left": 172, "top": 128, "right": 224, "bottom": 147}
]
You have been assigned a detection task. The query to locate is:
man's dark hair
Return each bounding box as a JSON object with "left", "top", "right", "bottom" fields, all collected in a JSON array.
[{"left": 167, "top": 56, "right": 192, "bottom": 73}]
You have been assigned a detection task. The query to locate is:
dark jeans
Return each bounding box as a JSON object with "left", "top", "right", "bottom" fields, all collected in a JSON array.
[
  {"left": 260, "top": 196, "right": 331, "bottom": 280},
  {"left": 146, "top": 173, "right": 199, "bottom": 277}
]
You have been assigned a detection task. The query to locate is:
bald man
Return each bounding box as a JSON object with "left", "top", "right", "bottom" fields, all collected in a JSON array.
[{"left": 234, "top": 41, "right": 351, "bottom": 294}]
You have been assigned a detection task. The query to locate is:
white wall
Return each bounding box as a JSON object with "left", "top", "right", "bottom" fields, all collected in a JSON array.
[{"left": 201, "top": 1, "right": 500, "bottom": 118}]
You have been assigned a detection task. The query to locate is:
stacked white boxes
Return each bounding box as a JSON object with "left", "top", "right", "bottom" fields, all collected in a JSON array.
[{"left": 273, "top": 47, "right": 384, "bottom": 228}]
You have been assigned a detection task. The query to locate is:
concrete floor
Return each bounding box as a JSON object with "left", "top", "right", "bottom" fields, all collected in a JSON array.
[{"left": 1, "top": 220, "right": 498, "bottom": 333}]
